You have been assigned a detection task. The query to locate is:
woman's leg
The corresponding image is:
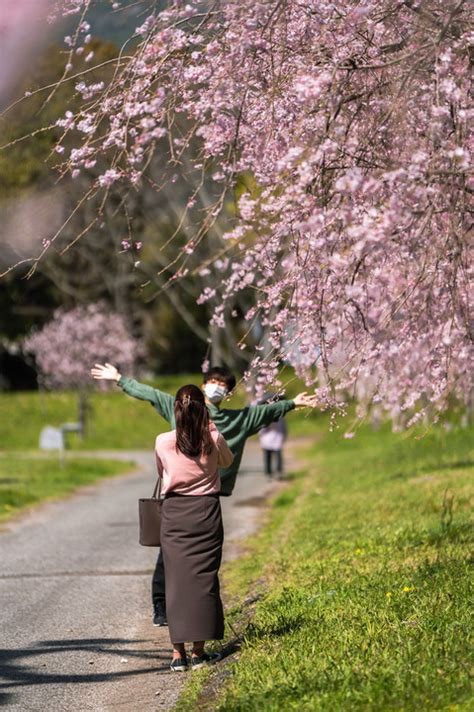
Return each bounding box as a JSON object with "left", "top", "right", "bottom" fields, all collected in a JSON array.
[
  {"left": 170, "top": 641, "right": 188, "bottom": 671},
  {"left": 190, "top": 640, "right": 222, "bottom": 667},
  {"left": 191, "top": 641, "right": 205, "bottom": 657},
  {"left": 172, "top": 642, "right": 186, "bottom": 660}
]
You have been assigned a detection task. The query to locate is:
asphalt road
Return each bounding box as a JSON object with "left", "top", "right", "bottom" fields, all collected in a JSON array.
[{"left": 0, "top": 441, "right": 280, "bottom": 711}]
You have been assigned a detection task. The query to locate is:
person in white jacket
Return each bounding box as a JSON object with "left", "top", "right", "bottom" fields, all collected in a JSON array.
[{"left": 258, "top": 394, "right": 287, "bottom": 479}]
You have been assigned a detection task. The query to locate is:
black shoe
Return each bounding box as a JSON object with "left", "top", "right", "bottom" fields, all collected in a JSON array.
[
  {"left": 153, "top": 609, "right": 167, "bottom": 627},
  {"left": 170, "top": 656, "right": 188, "bottom": 672},
  {"left": 191, "top": 651, "right": 222, "bottom": 669}
]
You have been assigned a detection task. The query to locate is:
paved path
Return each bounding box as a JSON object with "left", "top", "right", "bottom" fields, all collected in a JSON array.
[{"left": 0, "top": 440, "right": 285, "bottom": 711}]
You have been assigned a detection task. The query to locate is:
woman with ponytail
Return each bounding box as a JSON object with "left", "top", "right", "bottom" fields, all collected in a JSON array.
[{"left": 155, "top": 384, "right": 233, "bottom": 672}]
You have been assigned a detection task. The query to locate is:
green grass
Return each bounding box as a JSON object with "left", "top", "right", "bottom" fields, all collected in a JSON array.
[
  {"left": 0, "top": 375, "right": 192, "bottom": 450},
  {"left": 178, "top": 419, "right": 473, "bottom": 712},
  {"left": 0, "top": 454, "right": 134, "bottom": 522},
  {"left": 0, "top": 373, "right": 321, "bottom": 450}
]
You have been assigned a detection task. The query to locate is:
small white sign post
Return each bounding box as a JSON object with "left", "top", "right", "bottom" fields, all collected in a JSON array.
[{"left": 39, "top": 426, "right": 65, "bottom": 466}]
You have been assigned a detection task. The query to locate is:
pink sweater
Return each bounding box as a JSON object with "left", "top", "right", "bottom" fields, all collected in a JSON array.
[{"left": 155, "top": 424, "right": 234, "bottom": 496}]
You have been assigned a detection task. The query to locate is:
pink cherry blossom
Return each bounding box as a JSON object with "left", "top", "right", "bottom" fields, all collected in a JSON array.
[
  {"left": 24, "top": 303, "right": 139, "bottom": 390},
  {"left": 40, "top": 1, "right": 474, "bottom": 421}
]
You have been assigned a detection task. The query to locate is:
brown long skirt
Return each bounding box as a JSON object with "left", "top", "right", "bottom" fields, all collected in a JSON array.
[{"left": 161, "top": 493, "right": 224, "bottom": 644}]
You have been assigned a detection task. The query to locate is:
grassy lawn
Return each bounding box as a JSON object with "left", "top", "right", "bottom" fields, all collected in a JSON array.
[
  {"left": 179, "top": 419, "right": 473, "bottom": 711},
  {"left": 0, "top": 372, "right": 321, "bottom": 450},
  {"left": 0, "top": 455, "right": 134, "bottom": 522}
]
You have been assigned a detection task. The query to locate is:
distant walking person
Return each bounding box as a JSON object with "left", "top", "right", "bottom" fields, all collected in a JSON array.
[
  {"left": 260, "top": 419, "right": 287, "bottom": 478},
  {"left": 155, "top": 384, "right": 233, "bottom": 671},
  {"left": 258, "top": 395, "right": 287, "bottom": 479}
]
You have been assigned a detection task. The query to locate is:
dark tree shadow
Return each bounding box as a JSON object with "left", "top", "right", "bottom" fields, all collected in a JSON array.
[{"left": 0, "top": 636, "right": 171, "bottom": 705}]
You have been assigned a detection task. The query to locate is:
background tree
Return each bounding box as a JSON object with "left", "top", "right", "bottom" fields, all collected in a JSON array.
[
  {"left": 0, "top": 30, "right": 256, "bottom": 384},
  {"left": 23, "top": 303, "right": 139, "bottom": 434},
  {"left": 44, "top": 0, "right": 471, "bottom": 424}
]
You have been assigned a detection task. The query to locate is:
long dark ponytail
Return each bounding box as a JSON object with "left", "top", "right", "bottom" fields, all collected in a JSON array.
[{"left": 174, "top": 384, "right": 214, "bottom": 457}]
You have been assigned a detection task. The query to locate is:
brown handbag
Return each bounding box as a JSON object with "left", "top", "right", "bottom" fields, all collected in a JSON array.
[{"left": 138, "top": 475, "right": 162, "bottom": 546}]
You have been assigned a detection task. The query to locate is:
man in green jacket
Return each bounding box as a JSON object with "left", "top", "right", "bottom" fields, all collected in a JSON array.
[{"left": 91, "top": 362, "right": 318, "bottom": 624}]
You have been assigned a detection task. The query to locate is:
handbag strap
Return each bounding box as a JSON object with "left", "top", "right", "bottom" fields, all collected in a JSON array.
[{"left": 151, "top": 473, "right": 162, "bottom": 500}]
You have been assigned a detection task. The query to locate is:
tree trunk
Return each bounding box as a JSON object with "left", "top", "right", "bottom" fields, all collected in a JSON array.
[
  {"left": 77, "top": 390, "right": 88, "bottom": 440},
  {"left": 209, "top": 323, "right": 223, "bottom": 366}
]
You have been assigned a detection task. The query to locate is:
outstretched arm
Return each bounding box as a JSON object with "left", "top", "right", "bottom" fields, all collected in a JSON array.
[
  {"left": 293, "top": 392, "right": 319, "bottom": 408},
  {"left": 245, "top": 399, "right": 294, "bottom": 434},
  {"left": 91, "top": 363, "right": 122, "bottom": 383},
  {"left": 245, "top": 392, "right": 319, "bottom": 435},
  {"left": 90, "top": 363, "right": 175, "bottom": 423}
]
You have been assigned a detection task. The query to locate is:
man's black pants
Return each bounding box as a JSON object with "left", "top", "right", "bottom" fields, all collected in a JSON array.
[
  {"left": 152, "top": 549, "right": 166, "bottom": 615},
  {"left": 263, "top": 449, "right": 283, "bottom": 476}
]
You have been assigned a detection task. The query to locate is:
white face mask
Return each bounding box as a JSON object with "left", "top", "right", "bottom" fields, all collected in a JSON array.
[{"left": 204, "top": 383, "right": 228, "bottom": 404}]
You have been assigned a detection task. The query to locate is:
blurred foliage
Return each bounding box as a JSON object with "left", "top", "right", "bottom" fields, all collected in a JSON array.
[
  {"left": 0, "top": 40, "right": 213, "bottom": 381},
  {"left": 0, "top": 39, "right": 118, "bottom": 196},
  {"left": 0, "top": 271, "right": 61, "bottom": 340},
  {"left": 0, "top": 39, "right": 283, "bottom": 386}
]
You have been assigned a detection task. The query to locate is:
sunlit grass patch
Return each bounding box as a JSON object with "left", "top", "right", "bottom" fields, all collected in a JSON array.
[{"left": 0, "top": 455, "right": 133, "bottom": 521}]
